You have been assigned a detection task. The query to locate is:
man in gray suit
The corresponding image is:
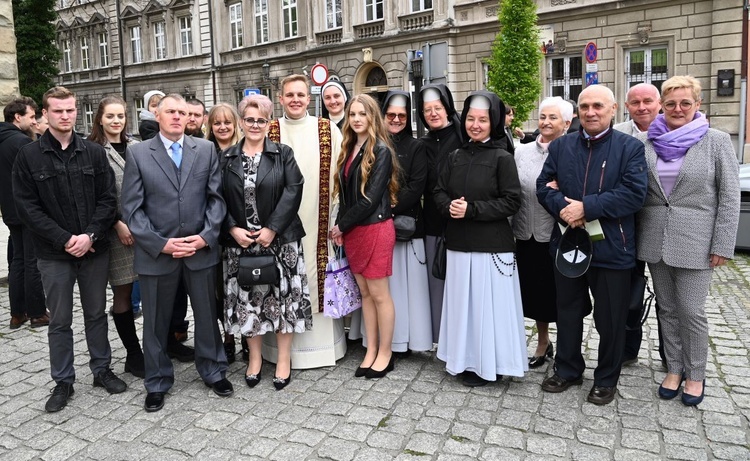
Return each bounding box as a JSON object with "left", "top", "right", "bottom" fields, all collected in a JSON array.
[
  {"left": 613, "top": 83, "right": 665, "bottom": 367},
  {"left": 122, "top": 94, "right": 232, "bottom": 413}
]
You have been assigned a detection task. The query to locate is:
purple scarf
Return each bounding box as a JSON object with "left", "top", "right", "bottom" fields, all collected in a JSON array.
[{"left": 647, "top": 112, "right": 709, "bottom": 162}]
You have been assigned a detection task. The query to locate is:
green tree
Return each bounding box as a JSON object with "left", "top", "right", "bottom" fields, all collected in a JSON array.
[
  {"left": 487, "top": 0, "right": 542, "bottom": 127},
  {"left": 13, "top": 0, "right": 60, "bottom": 106}
]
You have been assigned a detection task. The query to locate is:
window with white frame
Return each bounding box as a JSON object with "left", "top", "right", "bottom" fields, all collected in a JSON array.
[
  {"left": 365, "top": 0, "right": 383, "bottom": 21},
  {"left": 326, "top": 0, "right": 342, "bottom": 29},
  {"left": 98, "top": 32, "right": 109, "bottom": 67},
  {"left": 80, "top": 37, "right": 90, "bottom": 70},
  {"left": 282, "top": 0, "right": 297, "bottom": 38},
  {"left": 548, "top": 55, "right": 582, "bottom": 102},
  {"left": 179, "top": 16, "right": 193, "bottom": 56},
  {"left": 229, "top": 3, "right": 243, "bottom": 49},
  {"left": 83, "top": 103, "right": 94, "bottom": 133},
  {"left": 154, "top": 21, "right": 166, "bottom": 60},
  {"left": 412, "top": 0, "right": 432, "bottom": 11},
  {"left": 130, "top": 26, "right": 142, "bottom": 63},
  {"left": 255, "top": 0, "right": 268, "bottom": 43},
  {"left": 626, "top": 47, "right": 668, "bottom": 91},
  {"left": 62, "top": 39, "right": 72, "bottom": 72}
]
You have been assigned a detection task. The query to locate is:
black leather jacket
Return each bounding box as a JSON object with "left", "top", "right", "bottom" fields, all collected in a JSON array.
[
  {"left": 221, "top": 138, "right": 305, "bottom": 247},
  {"left": 336, "top": 140, "right": 394, "bottom": 234}
]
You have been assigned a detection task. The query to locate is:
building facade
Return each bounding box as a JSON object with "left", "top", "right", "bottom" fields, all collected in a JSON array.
[{"left": 53, "top": 0, "right": 747, "bottom": 159}]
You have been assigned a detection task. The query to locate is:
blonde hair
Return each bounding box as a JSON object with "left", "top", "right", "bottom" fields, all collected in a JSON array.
[
  {"left": 660, "top": 75, "right": 702, "bottom": 101},
  {"left": 334, "top": 94, "right": 400, "bottom": 206},
  {"left": 207, "top": 103, "right": 242, "bottom": 148},
  {"left": 279, "top": 74, "right": 310, "bottom": 95}
]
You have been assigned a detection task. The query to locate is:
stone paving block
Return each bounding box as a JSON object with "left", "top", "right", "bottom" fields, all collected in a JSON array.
[
  {"left": 286, "top": 428, "right": 327, "bottom": 447},
  {"left": 346, "top": 406, "right": 389, "bottom": 426},
  {"left": 24, "top": 428, "right": 66, "bottom": 451},
  {"left": 533, "top": 417, "right": 575, "bottom": 439},
  {"left": 400, "top": 391, "right": 432, "bottom": 406},
  {"left": 663, "top": 428, "right": 707, "bottom": 448},
  {"left": 194, "top": 448, "right": 245, "bottom": 460},
  {"left": 302, "top": 414, "right": 342, "bottom": 432},
  {"left": 404, "top": 432, "right": 445, "bottom": 455},
  {"left": 621, "top": 428, "right": 660, "bottom": 453},
  {"left": 105, "top": 419, "right": 153, "bottom": 442},
  {"left": 415, "top": 415, "right": 451, "bottom": 434},
  {"left": 711, "top": 443, "right": 750, "bottom": 460},
  {"left": 365, "top": 429, "right": 406, "bottom": 449},
  {"left": 436, "top": 454, "right": 477, "bottom": 461},
  {"left": 336, "top": 422, "right": 375, "bottom": 442},
  {"left": 500, "top": 394, "right": 539, "bottom": 413},
  {"left": 372, "top": 379, "right": 410, "bottom": 395},
  {"left": 526, "top": 434, "right": 567, "bottom": 457},
  {"left": 239, "top": 437, "right": 279, "bottom": 458},
  {"left": 425, "top": 406, "right": 457, "bottom": 420},
  {"left": 391, "top": 402, "right": 425, "bottom": 420},
  {"left": 569, "top": 443, "right": 613, "bottom": 461},
  {"left": 316, "top": 437, "right": 361, "bottom": 461},
  {"left": 433, "top": 391, "right": 468, "bottom": 407},
  {"left": 311, "top": 378, "right": 346, "bottom": 394},
  {"left": 613, "top": 449, "right": 663, "bottom": 461},
  {"left": 353, "top": 447, "right": 396, "bottom": 461},
  {"left": 620, "top": 415, "right": 658, "bottom": 431},
  {"left": 276, "top": 405, "right": 315, "bottom": 425},
  {"left": 74, "top": 419, "right": 122, "bottom": 443},
  {"left": 320, "top": 400, "right": 355, "bottom": 416},
  {"left": 163, "top": 427, "right": 212, "bottom": 456},
  {"left": 205, "top": 428, "right": 250, "bottom": 452},
  {"left": 378, "top": 415, "right": 416, "bottom": 435},
  {"left": 40, "top": 435, "right": 86, "bottom": 461},
  {"left": 360, "top": 391, "right": 400, "bottom": 410},
  {"left": 484, "top": 426, "right": 524, "bottom": 450},
  {"left": 704, "top": 424, "right": 749, "bottom": 444},
  {"left": 700, "top": 411, "right": 744, "bottom": 426},
  {"left": 575, "top": 428, "right": 615, "bottom": 450},
  {"left": 698, "top": 397, "right": 736, "bottom": 414},
  {"left": 0, "top": 448, "right": 39, "bottom": 461},
  {"left": 664, "top": 444, "right": 709, "bottom": 460},
  {"left": 479, "top": 446, "right": 523, "bottom": 460},
  {"left": 450, "top": 422, "right": 485, "bottom": 442},
  {"left": 456, "top": 408, "right": 493, "bottom": 425},
  {"left": 494, "top": 409, "right": 532, "bottom": 431},
  {"left": 195, "top": 410, "right": 240, "bottom": 431}
]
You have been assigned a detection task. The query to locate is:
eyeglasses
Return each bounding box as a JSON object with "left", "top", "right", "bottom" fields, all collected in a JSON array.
[
  {"left": 243, "top": 117, "right": 269, "bottom": 127},
  {"left": 662, "top": 100, "right": 695, "bottom": 111},
  {"left": 385, "top": 113, "right": 407, "bottom": 121},
  {"left": 422, "top": 107, "right": 444, "bottom": 116}
]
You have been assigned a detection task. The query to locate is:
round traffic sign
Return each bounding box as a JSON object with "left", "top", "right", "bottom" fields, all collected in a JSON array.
[
  {"left": 585, "top": 42, "right": 597, "bottom": 63},
  {"left": 311, "top": 63, "right": 329, "bottom": 86}
]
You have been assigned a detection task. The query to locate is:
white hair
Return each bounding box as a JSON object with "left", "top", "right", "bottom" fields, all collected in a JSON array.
[{"left": 538, "top": 97, "right": 574, "bottom": 122}]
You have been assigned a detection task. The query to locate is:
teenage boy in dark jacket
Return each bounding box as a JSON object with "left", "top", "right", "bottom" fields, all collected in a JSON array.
[
  {"left": 12, "top": 86, "right": 125, "bottom": 413},
  {"left": 536, "top": 84, "right": 647, "bottom": 406}
]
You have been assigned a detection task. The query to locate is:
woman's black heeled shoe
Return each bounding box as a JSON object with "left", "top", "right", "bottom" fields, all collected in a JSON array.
[
  {"left": 244, "top": 371, "right": 261, "bottom": 388},
  {"left": 365, "top": 356, "right": 395, "bottom": 379},
  {"left": 528, "top": 343, "right": 554, "bottom": 368},
  {"left": 354, "top": 366, "right": 370, "bottom": 378},
  {"left": 273, "top": 373, "right": 292, "bottom": 390}
]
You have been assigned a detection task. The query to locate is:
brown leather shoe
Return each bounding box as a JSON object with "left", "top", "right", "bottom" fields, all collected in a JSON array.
[
  {"left": 10, "top": 313, "right": 28, "bottom": 329},
  {"left": 541, "top": 374, "right": 583, "bottom": 393},
  {"left": 30, "top": 314, "right": 50, "bottom": 327},
  {"left": 587, "top": 385, "right": 617, "bottom": 405},
  {"left": 174, "top": 331, "right": 188, "bottom": 343}
]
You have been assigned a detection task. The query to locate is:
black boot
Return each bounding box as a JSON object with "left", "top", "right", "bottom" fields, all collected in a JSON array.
[{"left": 113, "top": 310, "right": 145, "bottom": 378}]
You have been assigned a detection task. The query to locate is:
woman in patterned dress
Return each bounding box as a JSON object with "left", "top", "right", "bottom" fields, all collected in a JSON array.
[
  {"left": 87, "top": 96, "right": 144, "bottom": 378},
  {"left": 221, "top": 94, "right": 312, "bottom": 390}
]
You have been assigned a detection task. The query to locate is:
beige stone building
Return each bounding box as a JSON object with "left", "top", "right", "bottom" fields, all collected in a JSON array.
[
  {"left": 53, "top": 0, "right": 747, "bottom": 158},
  {"left": 0, "top": 0, "right": 20, "bottom": 105}
]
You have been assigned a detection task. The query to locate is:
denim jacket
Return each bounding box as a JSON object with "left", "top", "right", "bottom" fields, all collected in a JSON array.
[{"left": 12, "top": 131, "right": 117, "bottom": 259}]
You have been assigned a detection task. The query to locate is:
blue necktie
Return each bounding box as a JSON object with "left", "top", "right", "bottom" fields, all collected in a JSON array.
[{"left": 170, "top": 142, "right": 182, "bottom": 168}]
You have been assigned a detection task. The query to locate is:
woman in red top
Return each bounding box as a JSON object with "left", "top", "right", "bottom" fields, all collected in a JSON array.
[{"left": 330, "top": 94, "right": 400, "bottom": 379}]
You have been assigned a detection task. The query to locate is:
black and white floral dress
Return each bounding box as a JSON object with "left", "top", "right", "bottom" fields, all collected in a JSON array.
[{"left": 224, "top": 153, "right": 313, "bottom": 338}]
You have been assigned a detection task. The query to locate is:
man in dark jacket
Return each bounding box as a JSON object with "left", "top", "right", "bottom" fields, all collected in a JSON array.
[
  {"left": 536, "top": 84, "right": 648, "bottom": 405},
  {"left": 12, "top": 86, "right": 126, "bottom": 413},
  {"left": 0, "top": 97, "right": 48, "bottom": 328}
]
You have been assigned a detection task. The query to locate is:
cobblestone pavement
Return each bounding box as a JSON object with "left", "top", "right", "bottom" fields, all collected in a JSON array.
[{"left": 0, "top": 250, "right": 749, "bottom": 460}]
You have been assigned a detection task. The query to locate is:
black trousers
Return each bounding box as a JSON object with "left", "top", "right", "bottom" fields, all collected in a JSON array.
[
  {"left": 554, "top": 265, "right": 631, "bottom": 387},
  {"left": 8, "top": 225, "right": 46, "bottom": 317},
  {"left": 624, "top": 259, "right": 665, "bottom": 363}
]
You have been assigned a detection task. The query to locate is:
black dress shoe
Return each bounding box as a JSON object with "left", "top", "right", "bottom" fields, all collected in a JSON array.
[
  {"left": 244, "top": 372, "right": 261, "bottom": 388},
  {"left": 587, "top": 385, "right": 617, "bottom": 405},
  {"left": 206, "top": 378, "right": 234, "bottom": 397},
  {"left": 273, "top": 373, "right": 292, "bottom": 391},
  {"left": 529, "top": 343, "right": 554, "bottom": 368},
  {"left": 93, "top": 368, "right": 127, "bottom": 394},
  {"left": 541, "top": 374, "right": 583, "bottom": 393},
  {"left": 461, "top": 371, "right": 489, "bottom": 387},
  {"left": 45, "top": 382, "right": 74, "bottom": 413},
  {"left": 354, "top": 366, "right": 370, "bottom": 378},
  {"left": 365, "top": 355, "right": 394, "bottom": 379},
  {"left": 167, "top": 340, "right": 195, "bottom": 362},
  {"left": 144, "top": 392, "right": 165, "bottom": 412}
]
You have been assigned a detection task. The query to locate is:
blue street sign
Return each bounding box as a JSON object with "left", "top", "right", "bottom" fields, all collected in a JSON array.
[
  {"left": 585, "top": 72, "right": 598, "bottom": 85},
  {"left": 244, "top": 88, "right": 260, "bottom": 97}
]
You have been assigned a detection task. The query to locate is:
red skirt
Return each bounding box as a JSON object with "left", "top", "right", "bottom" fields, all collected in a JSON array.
[{"left": 343, "top": 219, "right": 395, "bottom": 279}]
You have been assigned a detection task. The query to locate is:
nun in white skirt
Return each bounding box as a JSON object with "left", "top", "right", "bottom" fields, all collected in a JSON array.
[
  {"left": 348, "top": 90, "right": 433, "bottom": 353},
  {"left": 434, "top": 91, "right": 527, "bottom": 387}
]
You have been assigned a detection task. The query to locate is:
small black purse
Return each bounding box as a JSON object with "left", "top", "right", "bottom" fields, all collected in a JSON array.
[
  {"left": 393, "top": 215, "right": 417, "bottom": 242},
  {"left": 237, "top": 246, "right": 280, "bottom": 287},
  {"left": 431, "top": 236, "right": 447, "bottom": 280}
]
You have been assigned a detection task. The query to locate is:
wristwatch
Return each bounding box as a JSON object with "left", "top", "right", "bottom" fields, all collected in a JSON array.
[{"left": 87, "top": 232, "right": 97, "bottom": 243}]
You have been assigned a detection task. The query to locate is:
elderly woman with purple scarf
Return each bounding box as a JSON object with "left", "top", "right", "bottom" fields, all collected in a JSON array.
[{"left": 636, "top": 75, "right": 740, "bottom": 406}]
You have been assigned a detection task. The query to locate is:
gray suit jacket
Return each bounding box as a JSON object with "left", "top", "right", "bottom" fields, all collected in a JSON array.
[
  {"left": 121, "top": 135, "right": 226, "bottom": 275},
  {"left": 636, "top": 129, "right": 740, "bottom": 269},
  {"left": 613, "top": 120, "right": 637, "bottom": 136}
]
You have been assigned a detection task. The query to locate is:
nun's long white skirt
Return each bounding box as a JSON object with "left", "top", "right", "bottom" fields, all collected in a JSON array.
[
  {"left": 348, "top": 239, "right": 433, "bottom": 352},
  {"left": 436, "top": 250, "right": 528, "bottom": 381}
]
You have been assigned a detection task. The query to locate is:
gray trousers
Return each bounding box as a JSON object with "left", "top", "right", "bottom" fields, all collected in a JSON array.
[
  {"left": 140, "top": 264, "right": 227, "bottom": 393},
  {"left": 38, "top": 252, "right": 112, "bottom": 384},
  {"left": 648, "top": 260, "right": 712, "bottom": 381}
]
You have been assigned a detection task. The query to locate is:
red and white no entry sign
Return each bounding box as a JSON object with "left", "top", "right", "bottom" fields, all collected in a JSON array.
[{"left": 311, "top": 64, "right": 329, "bottom": 86}]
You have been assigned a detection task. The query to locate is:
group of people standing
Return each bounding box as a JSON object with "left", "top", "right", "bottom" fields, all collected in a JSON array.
[{"left": 2, "top": 71, "right": 740, "bottom": 414}]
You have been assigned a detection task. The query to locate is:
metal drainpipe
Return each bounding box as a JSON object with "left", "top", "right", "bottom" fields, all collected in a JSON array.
[
  {"left": 207, "top": 0, "right": 216, "bottom": 105},
  {"left": 739, "top": 2, "right": 749, "bottom": 163},
  {"left": 115, "top": 0, "right": 125, "bottom": 98}
]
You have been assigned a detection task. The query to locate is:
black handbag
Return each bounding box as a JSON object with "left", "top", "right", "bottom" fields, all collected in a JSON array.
[
  {"left": 626, "top": 270, "right": 654, "bottom": 329},
  {"left": 237, "top": 247, "right": 280, "bottom": 287},
  {"left": 393, "top": 215, "right": 417, "bottom": 242},
  {"left": 431, "top": 236, "right": 447, "bottom": 280}
]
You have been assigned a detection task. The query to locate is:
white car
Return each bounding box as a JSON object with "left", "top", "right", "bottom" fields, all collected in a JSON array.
[{"left": 737, "top": 163, "right": 750, "bottom": 250}]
